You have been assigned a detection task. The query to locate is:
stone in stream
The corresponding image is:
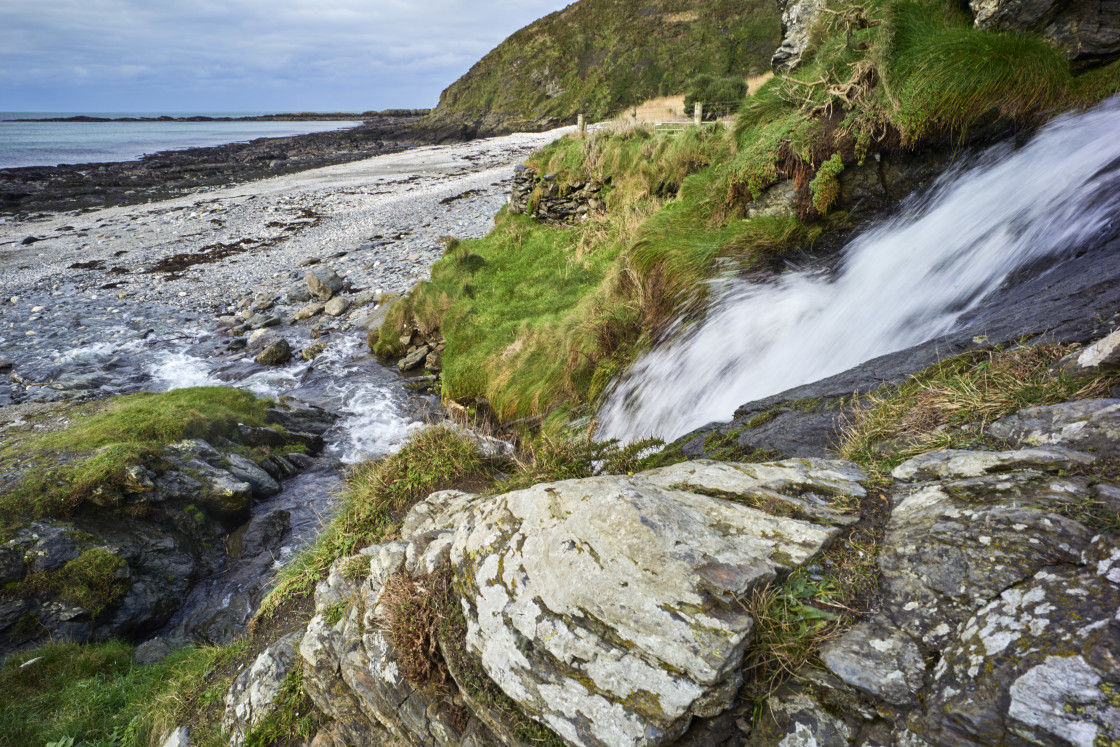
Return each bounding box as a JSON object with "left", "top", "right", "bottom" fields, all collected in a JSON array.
[
  {"left": 306, "top": 266, "right": 343, "bottom": 301},
  {"left": 323, "top": 295, "right": 350, "bottom": 316},
  {"left": 300, "top": 342, "right": 326, "bottom": 361},
  {"left": 292, "top": 301, "right": 324, "bottom": 321},
  {"left": 397, "top": 345, "right": 429, "bottom": 371},
  {"left": 254, "top": 339, "right": 291, "bottom": 366}
]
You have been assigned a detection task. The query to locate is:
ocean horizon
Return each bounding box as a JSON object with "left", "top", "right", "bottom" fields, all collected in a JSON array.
[{"left": 0, "top": 112, "right": 365, "bottom": 170}]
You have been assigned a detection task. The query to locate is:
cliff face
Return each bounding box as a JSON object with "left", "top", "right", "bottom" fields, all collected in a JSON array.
[{"left": 425, "top": 0, "right": 781, "bottom": 136}]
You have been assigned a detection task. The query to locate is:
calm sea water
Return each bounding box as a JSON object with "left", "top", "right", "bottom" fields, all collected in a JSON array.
[{"left": 0, "top": 112, "right": 364, "bottom": 169}]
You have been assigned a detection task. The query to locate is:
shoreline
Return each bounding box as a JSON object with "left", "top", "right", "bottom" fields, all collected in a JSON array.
[
  {"left": 3, "top": 108, "right": 430, "bottom": 123},
  {"left": 0, "top": 112, "right": 474, "bottom": 216},
  {"left": 0, "top": 126, "right": 573, "bottom": 407}
]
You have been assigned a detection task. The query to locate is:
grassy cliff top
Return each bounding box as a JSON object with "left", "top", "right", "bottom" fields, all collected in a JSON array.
[{"left": 426, "top": 0, "right": 781, "bottom": 135}]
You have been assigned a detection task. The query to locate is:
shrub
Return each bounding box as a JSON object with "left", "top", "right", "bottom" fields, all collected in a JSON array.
[{"left": 684, "top": 74, "right": 748, "bottom": 119}]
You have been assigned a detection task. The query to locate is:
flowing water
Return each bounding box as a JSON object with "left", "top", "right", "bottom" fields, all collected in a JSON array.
[{"left": 598, "top": 95, "right": 1120, "bottom": 443}]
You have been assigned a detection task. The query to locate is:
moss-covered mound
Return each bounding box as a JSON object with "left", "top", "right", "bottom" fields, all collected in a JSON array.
[{"left": 425, "top": 0, "right": 780, "bottom": 135}]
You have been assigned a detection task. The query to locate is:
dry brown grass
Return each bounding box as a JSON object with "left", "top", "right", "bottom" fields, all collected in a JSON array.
[{"left": 377, "top": 569, "right": 454, "bottom": 689}]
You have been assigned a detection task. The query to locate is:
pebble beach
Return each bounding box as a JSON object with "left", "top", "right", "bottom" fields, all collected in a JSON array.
[{"left": 0, "top": 127, "right": 572, "bottom": 415}]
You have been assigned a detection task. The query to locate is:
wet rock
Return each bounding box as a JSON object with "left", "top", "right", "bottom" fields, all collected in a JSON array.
[
  {"left": 223, "top": 453, "right": 281, "bottom": 497},
  {"left": 293, "top": 301, "right": 324, "bottom": 321},
  {"left": 300, "top": 342, "right": 326, "bottom": 361},
  {"left": 306, "top": 267, "right": 343, "bottom": 301},
  {"left": 24, "top": 523, "right": 79, "bottom": 574},
  {"left": 236, "top": 424, "right": 325, "bottom": 454},
  {"left": 989, "top": 399, "right": 1120, "bottom": 458},
  {"left": 254, "top": 339, "right": 291, "bottom": 366},
  {"left": 323, "top": 295, "right": 350, "bottom": 316},
  {"left": 286, "top": 284, "right": 312, "bottom": 304},
  {"left": 397, "top": 345, "right": 429, "bottom": 371},
  {"left": 223, "top": 632, "right": 303, "bottom": 747},
  {"left": 264, "top": 396, "right": 335, "bottom": 435},
  {"left": 451, "top": 459, "right": 865, "bottom": 746},
  {"left": 238, "top": 510, "right": 290, "bottom": 558},
  {"left": 260, "top": 454, "right": 299, "bottom": 481}
]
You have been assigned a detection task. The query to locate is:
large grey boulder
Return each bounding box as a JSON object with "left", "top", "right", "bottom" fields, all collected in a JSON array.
[
  {"left": 451, "top": 459, "right": 866, "bottom": 746},
  {"left": 969, "top": 0, "right": 1120, "bottom": 64}
]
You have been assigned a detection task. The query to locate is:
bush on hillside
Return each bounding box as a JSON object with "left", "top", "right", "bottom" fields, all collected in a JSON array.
[{"left": 684, "top": 75, "right": 748, "bottom": 119}]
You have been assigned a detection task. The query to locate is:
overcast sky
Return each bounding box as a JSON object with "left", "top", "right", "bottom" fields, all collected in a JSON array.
[{"left": 1, "top": 0, "right": 571, "bottom": 113}]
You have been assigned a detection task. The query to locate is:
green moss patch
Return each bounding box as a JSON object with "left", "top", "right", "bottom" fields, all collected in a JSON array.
[{"left": 0, "top": 387, "right": 271, "bottom": 530}]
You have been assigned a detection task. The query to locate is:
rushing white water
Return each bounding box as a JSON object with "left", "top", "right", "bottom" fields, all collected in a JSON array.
[
  {"left": 145, "top": 337, "right": 419, "bottom": 464},
  {"left": 599, "top": 96, "right": 1120, "bottom": 443}
]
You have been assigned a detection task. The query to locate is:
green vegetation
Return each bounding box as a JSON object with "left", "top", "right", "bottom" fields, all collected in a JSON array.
[
  {"left": 14, "top": 547, "right": 128, "bottom": 619},
  {"left": 386, "top": 0, "right": 1120, "bottom": 430},
  {"left": 0, "top": 639, "right": 248, "bottom": 747},
  {"left": 427, "top": 0, "right": 779, "bottom": 132},
  {"left": 255, "top": 426, "right": 492, "bottom": 623},
  {"left": 838, "top": 343, "right": 1120, "bottom": 474},
  {"left": 684, "top": 74, "right": 748, "bottom": 118},
  {"left": 0, "top": 387, "right": 272, "bottom": 528}
]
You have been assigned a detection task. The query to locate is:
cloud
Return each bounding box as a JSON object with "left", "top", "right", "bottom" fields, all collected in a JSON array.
[{"left": 0, "top": 0, "right": 571, "bottom": 110}]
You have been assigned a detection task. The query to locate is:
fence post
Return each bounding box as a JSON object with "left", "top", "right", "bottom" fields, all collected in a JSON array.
[
  {"left": 694, "top": 102, "right": 703, "bottom": 126},
  {"left": 578, "top": 113, "right": 586, "bottom": 135}
]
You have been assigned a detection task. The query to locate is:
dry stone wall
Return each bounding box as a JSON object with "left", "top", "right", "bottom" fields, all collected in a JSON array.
[{"left": 508, "top": 165, "right": 605, "bottom": 224}]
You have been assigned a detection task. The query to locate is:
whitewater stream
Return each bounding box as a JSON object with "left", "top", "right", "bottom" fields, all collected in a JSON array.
[{"left": 598, "top": 95, "right": 1120, "bottom": 443}]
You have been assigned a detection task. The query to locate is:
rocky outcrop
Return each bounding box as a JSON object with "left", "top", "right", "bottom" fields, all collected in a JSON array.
[
  {"left": 772, "top": 0, "right": 827, "bottom": 72},
  {"left": 0, "top": 397, "right": 334, "bottom": 653},
  {"left": 750, "top": 412, "right": 1120, "bottom": 745},
  {"left": 301, "top": 459, "right": 866, "bottom": 747},
  {"left": 970, "top": 0, "right": 1120, "bottom": 65},
  {"left": 509, "top": 165, "right": 605, "bottom": 225},
  {"left": 223, "top": 632, "right": 303, "bottom": 746}
]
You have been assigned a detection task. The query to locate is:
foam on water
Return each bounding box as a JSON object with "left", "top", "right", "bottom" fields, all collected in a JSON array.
[
  {"left": 147, "top": 351, "right": 222, "bottom": 390},
  {"left": 598, "top": 96, "right": 1120, "bottom": 443}
]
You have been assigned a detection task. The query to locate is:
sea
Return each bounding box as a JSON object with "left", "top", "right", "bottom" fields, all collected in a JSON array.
[{"left": 0, "top": 112, "right": 364, "bottom": 169}]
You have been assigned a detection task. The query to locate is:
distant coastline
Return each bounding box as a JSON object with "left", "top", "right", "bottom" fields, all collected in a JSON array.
[{"left": 5, "top": 108, "right": 430, "bottom": 123}]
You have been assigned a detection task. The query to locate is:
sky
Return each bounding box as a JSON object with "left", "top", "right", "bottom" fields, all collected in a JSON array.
[{"left": 0, "top": 0, "right": 572, "bottom": 113}]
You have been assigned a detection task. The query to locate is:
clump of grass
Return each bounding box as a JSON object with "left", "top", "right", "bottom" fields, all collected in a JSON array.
[
  {"left": 881, "top": 1, "right": 1073, "bottom": 145},
  {"left": 0, "top": 387, "right": 272, "bottom": 525},
  {"left": 0, "top": 639, "right": 247, "bottom": 747},
  {"left": 839, "top": 343, "right": 1119, "bottom": 473},
  {"left": 740, "top": 570, "right": 842, "bottom": 718},
  {"left": 493, "top": 427, "right": 662, "bottom": 494},
  {"left": 15, "top": 547, "right": 128, "bottom": 619},
  {"left": 254, "top": 426, "right": 492, "bottom": 624}
]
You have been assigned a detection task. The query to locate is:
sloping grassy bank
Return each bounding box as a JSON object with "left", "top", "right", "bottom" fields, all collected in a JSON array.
[{"left": 380, "top": 0, "right": 1120, "bottom": 428}]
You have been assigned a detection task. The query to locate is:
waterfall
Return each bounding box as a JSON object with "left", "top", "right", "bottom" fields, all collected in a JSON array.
[{"left": 598, "top": 96, "right": 1120, "bottom": 443}]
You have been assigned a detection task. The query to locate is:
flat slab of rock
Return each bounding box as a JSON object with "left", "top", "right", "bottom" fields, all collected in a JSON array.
[
  {"left": 451, "top": 459, "right": 866, "bottom": 746},
  {"left": 990, "top": 399, "right": 1120, "bottom": 457}
]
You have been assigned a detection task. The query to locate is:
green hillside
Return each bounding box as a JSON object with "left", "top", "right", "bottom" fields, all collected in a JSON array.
[{"left": 426, "top": 0, "right": 781, "bottom": 135}]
